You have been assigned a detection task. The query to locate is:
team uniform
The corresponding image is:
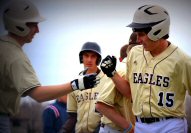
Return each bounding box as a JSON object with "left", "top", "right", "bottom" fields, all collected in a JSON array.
[
  {"left": 0, "top": 35, "right": 40, "bottom": 115},
  {"left": 0, "top": 35, "right": 40, "bottom": 132},
  {"left": 100, "top": 4, "right": 191, "bottom": 133},
  {"left": 67, "top": 71, "right": 107, "bottom": 133},
  {"left": 127, "top": 44, "right": 191, "bottom": 132},
  {"left": 97, "top": 62, "right": 135, "bottom": 133}
]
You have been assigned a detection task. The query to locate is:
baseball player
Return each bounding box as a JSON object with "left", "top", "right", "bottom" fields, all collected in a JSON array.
[
  {"left": 96, "top": 32, "right": 140, "bottom": 133},
  {"left": 60, "top": 42, "right": 108, "bottom": 133},
  {"left": 0, "top": 0, "right": 99, "bottom": 132},
  {"left": 100, "top": 5, "right": 191, "bottom": 133},
  {"left": 42, "top": 95, "right": 68, "bottom": 133}
]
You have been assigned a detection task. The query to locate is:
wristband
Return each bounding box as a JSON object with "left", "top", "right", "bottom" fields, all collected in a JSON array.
[{"left": 123, "top": 122, "right": 132, "bottom": 133}]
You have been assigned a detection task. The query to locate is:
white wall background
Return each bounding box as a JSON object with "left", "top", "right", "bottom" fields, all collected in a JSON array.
[{"left": 0, "top": 0, "right": 191, "bottom": 85}]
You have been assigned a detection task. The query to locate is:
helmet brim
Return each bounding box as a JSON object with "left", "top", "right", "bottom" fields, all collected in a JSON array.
[
  {"left": 127, "top": 22, "right": 157, "bottom": 29},
  {"left": 26, "top": 16, "right": 46, "bottom": 23},
  {"left": 127, "top": 20, "right": 165, "bottom": 29}
]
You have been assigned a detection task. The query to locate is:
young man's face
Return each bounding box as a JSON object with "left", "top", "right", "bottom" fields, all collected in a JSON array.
[
  {"left": 82, "top": 51, "right": 98, "bottom": 70},
  {"left": 24, "top": 22, "right": 39, "bottom": 43},
  {"left": 136, "top": 32, "right": 158, "bottom": 52}
]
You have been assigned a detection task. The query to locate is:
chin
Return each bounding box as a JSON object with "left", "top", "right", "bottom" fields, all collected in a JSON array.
[
  {"left": 26, "top": 38, "right": 33, "bottom": 43},
  {"left": 143, "top": 46, "right": 150, "bottom": 51}
]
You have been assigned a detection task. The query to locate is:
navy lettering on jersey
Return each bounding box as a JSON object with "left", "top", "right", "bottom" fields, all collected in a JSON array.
[
  {"left": 76, "top": 92, "right": 99, "bottom": 103},
  {"left": 133, "top": 72, "right": 170, "bottom": 87}
]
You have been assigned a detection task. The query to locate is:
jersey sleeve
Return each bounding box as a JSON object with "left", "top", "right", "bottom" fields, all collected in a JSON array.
[
  {"left": 182, "top": 55, "right": 191, "bottom": 95},
  {"left": 9, "top": 58, "right": 40, "bottom": 95}
]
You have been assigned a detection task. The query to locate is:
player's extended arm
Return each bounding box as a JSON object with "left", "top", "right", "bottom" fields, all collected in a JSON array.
[
  {"left": 28, "top": 73, "right": 100, "bottom": 102},
  {"left": 100, "top": 55, "right": 131, "bottom": 98},
  {"left": 59, "top": 113, "right": 77, "bottom": 133}
]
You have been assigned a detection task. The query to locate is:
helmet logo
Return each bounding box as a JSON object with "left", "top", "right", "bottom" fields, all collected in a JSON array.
[
  {"left": 24, "top": 6, "right": 29, "bottom": 11},
  {"left": 16, "top": 26, "right": 24, "bottom": 32},
  {"left": 144, "top": 6, "right": 157, "bottom": 15}
]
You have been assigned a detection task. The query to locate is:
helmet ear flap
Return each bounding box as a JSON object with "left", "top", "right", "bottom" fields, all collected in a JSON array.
[
  {"left": 96, "top": 55, "right": 102, "bottom": 65},
  {"left": 4, "top": 15, "right": 30, "bottom": 36},
  {"left": 79, "top": 52, "right": 83, "bottom": 64},
  {"left": 148, "top": 18, "right": 170, "bottom": 41}
]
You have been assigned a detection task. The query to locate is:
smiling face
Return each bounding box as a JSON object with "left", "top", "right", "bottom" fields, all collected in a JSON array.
[
  {"left": 136, "top": 31, "right": 169, "bottom": 57},
  {"left": 136, "top": 32, "right": 160, "bottom": 52}
]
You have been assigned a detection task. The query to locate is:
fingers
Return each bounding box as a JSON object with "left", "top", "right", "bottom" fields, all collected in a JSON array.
[
  {"left": 94, "top": 76, "right": 100, "bottom": 86},
  {"left": 89, "top": 74, "right": 100, "bottom": 88},
  {"left": 101, "top": 55, "right": 114, "bottom": 68},
  {"left": 83, "top": 67, "right": 89, "bottom": 74},
  {"left": 106, "top": 55, "right": 116, "bottom": 60},
  {"left": 111, "top": 55, "right": 117, "bottom": 61}
]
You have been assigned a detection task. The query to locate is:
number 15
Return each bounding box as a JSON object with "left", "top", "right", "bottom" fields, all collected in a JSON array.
[{"left": 158, "top": 92, "right": 174, "bottom": 107}]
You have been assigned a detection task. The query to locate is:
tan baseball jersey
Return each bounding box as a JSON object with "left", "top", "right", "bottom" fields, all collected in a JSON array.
[
  {"left": 127, "top": 43, "right": 191, "bottom": 117},
  {"left": 97, "top": 63, "right": 135, "bottom": 131},
  {"left": 0, "top": 35, "right": 41, "bottom": 115},
  {"left": 67, "top": 70, "right": 107, "bottom": 133}
]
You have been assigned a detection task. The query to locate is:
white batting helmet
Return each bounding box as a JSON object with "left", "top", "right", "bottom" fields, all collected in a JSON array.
[
  {"left": 127, "top": 5, "right": 170, "bottom": 41},
  {"left": 3, "top": 0, "right": 45, "bottom": 37}
]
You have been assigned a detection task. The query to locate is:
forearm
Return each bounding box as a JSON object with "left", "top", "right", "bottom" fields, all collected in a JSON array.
[
  {"left": 60, "top": 113, "right": 77, "bottom": 133},
  {"left": 29, "top": 83, "right": 72, "bottom": 102},
  {"left": 111, "top": 72, "right": 131, "bottom": 98},
  {"left": 96, "top": 102, "right": 131, "bottom": 129}
]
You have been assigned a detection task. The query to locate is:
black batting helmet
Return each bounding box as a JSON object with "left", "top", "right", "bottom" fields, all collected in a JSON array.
[{"left": 79, "top": 42, "right": 102, "bottom": 65}]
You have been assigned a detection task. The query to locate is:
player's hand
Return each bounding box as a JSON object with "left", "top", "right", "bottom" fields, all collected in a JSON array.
[
  {"left": 71, "top": 73, "right": 100, "bottom": 91},
  {"left": 100, "top": 55, "right": 117, "bottom": 77}
]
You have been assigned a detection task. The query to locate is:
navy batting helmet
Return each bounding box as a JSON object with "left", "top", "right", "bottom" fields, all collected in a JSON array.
[{"left": 79, "top": 42, "right": 102, "bottom": 65}]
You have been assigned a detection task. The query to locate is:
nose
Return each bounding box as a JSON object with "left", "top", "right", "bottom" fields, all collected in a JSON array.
[
  {"left": 137, "top": 36, "right": 143, "bottom": 44},
  {"left": 35, "top": 25, "right": 39, "bottom": 33}
]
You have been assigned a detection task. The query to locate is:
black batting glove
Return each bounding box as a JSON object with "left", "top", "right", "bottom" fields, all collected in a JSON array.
[
  {"left": 71, "top": 73, "right": 100, "bottom": 91},
  {"left": 100, "top": 55, "right": 117, "bottom": 77}
]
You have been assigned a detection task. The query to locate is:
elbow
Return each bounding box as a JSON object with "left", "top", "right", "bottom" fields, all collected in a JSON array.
[
  {"left": 28, "top": 87, "right": 46, "bottom": 103},
  {"left": 33, "top": 97, "right": 44, "bottom": 103},
  {"left": 125, "top": 92, "right": 132, "bottom": 99},
  {"left": 30, "top": 94, "right": 44, "bottom": 103}
]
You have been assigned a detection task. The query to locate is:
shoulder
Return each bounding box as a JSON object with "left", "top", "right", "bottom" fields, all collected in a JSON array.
[
  {"left": 170, "top": 43, "right": 191, "bottom": 62},
  {"left": 0, "top": 36, "right": 30, "bottom": 65},
  {"left": 127, "top": 45, "right": 143, "bottom": 63},
  {"left": 44, "top": 104, "right": 60, "bottom": 118},
  {"left": 128, "top": 45, "right": 143, "bottom": 58},
  {"left": 130, "top": 45, "right": 143, "bottom": 53}
]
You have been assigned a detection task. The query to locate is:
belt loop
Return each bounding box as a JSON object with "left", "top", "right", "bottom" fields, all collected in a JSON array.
[
  {"left": 100, "top": 123, "right": 105, "bottom": 128},
  {"left": 136, "top": 116, "right": 141, "bottom": 122}
]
